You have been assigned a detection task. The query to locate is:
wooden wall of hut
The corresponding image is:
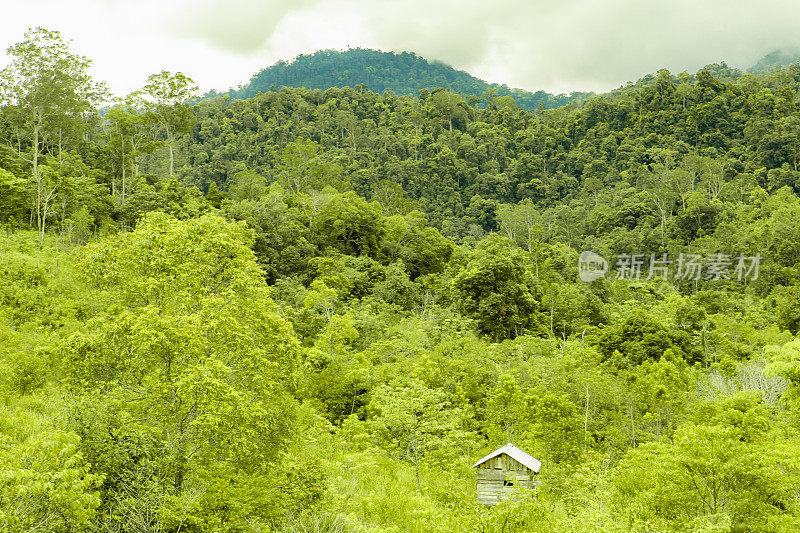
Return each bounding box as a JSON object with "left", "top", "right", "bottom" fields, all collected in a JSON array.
[{"left": 475, "top": 454, "right": 536, "bottom": 506}]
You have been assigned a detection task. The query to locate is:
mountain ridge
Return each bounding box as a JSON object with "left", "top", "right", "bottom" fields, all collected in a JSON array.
[
  {"left": 205, "top": 48, "right": 594, "bottom": 111},
  {"left": 206, "top": 47, "right": 800, "bottom": 111}
]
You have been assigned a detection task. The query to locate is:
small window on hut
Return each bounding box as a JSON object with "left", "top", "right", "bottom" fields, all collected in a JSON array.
[{"left": 503, "top": 478, "right": 515, "bottom": 487}]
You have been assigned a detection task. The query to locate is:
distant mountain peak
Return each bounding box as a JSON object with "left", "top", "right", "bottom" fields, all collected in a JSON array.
[
  {"left": 207, "top": 48, "right": 592, "bottom": 111},
  {"left": 748, "top": 48, "right": 800, "bottom": 74}
]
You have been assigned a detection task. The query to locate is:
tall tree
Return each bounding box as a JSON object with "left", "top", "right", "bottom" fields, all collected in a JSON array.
[
  {"left": 103, "top": 100, "right": 155, "bottom": 203},
  {"left": 0, "top": 27, "right": 105, "bottom": 239},
  {"left": 136, "top": 71, "right": 198, "bottom": 179},
  {"left": 369, "top": 379, "right": 470, "bottom": 494},
  {"left": 62, "top": 213, "right": 299, "bottom": 497},
  {"left": 453, "top": 234, "right": 543, "bottom": 341}
]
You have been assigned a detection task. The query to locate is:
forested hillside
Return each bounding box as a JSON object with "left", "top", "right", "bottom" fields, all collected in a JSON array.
[
  {"left": 2, "top": 27, "right": 800, "bottom": 532},
  {"left": 749, "top": 49, "right": 800, "bottom": 74},
  {"left": 208, "top": 48, "right": 593, "bottom": 110}
]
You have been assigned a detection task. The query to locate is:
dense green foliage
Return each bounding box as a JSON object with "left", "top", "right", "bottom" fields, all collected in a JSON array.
[
  {"left": 2, "top": 28, "right": 800, "bottom": 532},
  {"left": 208, "top": 48, "right": 593, "bottom": 111}
]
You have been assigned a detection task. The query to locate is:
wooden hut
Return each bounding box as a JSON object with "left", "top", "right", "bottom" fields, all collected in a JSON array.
[{"left": 471, "top": 443, "right": 541, "bottom": 505}]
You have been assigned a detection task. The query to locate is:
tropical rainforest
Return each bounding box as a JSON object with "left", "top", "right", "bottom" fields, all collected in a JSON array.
[{"left": 2, "top": 27, "right": 800, "bottom": 533}]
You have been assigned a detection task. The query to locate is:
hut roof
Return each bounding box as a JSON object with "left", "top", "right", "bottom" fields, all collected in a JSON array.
[{"left": 471, "top": 443, "right": 541, "bottom": 473}]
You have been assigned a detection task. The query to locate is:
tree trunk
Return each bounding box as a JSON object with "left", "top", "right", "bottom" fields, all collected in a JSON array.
[
  {"left": 584, "top": 384, "right": 590, "bottom": 453},
  {"left": 121, "top": 133, "right": 126, "bottom": 203},
  {"left": 628, "top": 397, "right": 636, "bottom": 447},
  {"left": 33, "top": 113, "right": 42, "bottom": 232},
  {"left": 168, "top": 130, "right": 175, "bottom": 178},
  {"left": 412, "top": 444, "right": 422, "bottom": 495},
  {"left": 174, "top": 452, "right": 186, "bottom": 493}
]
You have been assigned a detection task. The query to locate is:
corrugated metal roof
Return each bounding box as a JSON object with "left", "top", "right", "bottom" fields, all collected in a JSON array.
[{"left": 471, "top": 443, "right": 541, "bottom": 473}]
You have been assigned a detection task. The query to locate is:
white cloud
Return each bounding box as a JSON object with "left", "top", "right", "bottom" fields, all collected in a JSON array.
[
  {"left": 3, "top": 0, "right": 800, "bottom": 98},
  {"left": 174, "top": 0, "right": 323, "bottom": 54}
]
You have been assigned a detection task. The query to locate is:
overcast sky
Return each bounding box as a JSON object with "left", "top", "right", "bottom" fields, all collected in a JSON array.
[{"left": 3, "top": 0, "right": 800, "bottom": 98}]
